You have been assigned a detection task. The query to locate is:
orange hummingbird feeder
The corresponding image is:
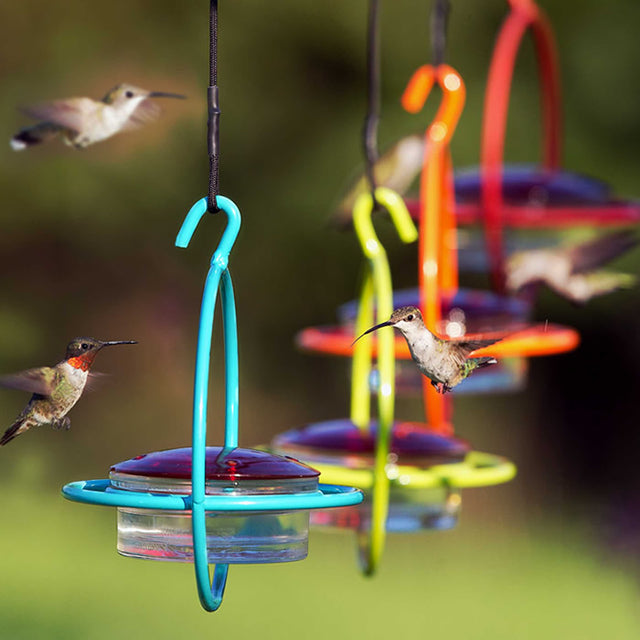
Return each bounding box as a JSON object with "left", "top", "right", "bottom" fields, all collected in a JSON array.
[{"left": 398, "top": 12, "right": 580, "bottom": 433}]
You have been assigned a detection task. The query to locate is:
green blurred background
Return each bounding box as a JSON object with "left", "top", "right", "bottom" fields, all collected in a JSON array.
[{"left": 1, "top": 0, "right": 639, "bottom": 637}]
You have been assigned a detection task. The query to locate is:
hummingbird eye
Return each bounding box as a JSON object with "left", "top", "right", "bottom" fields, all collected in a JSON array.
[
  {"left": 407, "top": 314, "right": 414, "bottom": 321},
  {"left": 81, "top": 343, "right": 89, "bottom": 350},
  {"left": 125, "top": 90, "right": 134, "bottom": 98}
]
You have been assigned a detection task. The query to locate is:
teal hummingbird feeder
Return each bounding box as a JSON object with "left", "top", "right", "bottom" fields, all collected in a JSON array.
[
  {"left": 62, "top": 197, "right": 362, "bottom": 612},
  {"left": 61, "top": 0, "right": 362, "bottom": 612}
]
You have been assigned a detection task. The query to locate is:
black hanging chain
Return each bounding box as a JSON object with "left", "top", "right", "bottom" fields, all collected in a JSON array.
[
  {"left": 363, "top": 0, "right": 381, "bottom": 212},
  {"left": 207, "top": 0, "right": 221, "bottom": 213},
  {"left": 431, "top": 0, "right": 450, "bottom": 66}
]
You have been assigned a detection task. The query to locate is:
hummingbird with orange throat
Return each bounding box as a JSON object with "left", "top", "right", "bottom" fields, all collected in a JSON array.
[
  {"left": 10, "top": 83, "right": 186, "bottom": 150},
  {"left": 0, "top": 337, "right": 136, "bottom": 446},
  {"left": 354, "top": 306, "right": 499, "bottom": 393}
]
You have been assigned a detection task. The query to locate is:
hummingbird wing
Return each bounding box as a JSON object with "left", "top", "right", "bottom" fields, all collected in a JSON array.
[
  {"left": 568, "top": 230, "right": 639, "bottom": 274},
  {"left": 0, "top": 367, "right": 58, "bottom": 396},
  {"left": 332, "top": 135, "right": 424, "bottom": 228},
  {"left": 121, "top": 99, "right": 162, "bottom": 131},
  {"left": 445, "top": 336, "right": 502, "bottom": 367},
  {"left": 83, "top": 371, "right": 110, "bottom": 392},
  {"left": 20, "top": 98, "right": 98, "bottom": 133}
]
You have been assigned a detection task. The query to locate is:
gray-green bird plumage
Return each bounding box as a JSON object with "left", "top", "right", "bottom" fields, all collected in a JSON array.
[
  {"left": 506, "top": 230, "right": 638, "bottom": 304},
  {"left": 10, "top": 83, "right": 185, "bottom": 150},
  {"left": 0, "top": 337, "right": 136, "bottom": 446},
  {"left": 332, "top": 134, "right": 424, "bottom": 228},
  {"left": 354, "top": 306, "right": 499, "bottom": 393}
]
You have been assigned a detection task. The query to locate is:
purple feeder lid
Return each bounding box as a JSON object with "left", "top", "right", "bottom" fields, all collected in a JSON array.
[
  {"left": 110, "top": 447, "right": 320, "bottom": 481},
  {"left": 454, "top": 165, "right": 611, "bottom": 205},
  {"left": 273, "top": 419, "right": 470, "bottom": 468}
]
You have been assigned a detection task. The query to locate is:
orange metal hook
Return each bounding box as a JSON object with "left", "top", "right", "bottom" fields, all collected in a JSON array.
[{"left": 401, "top": 63, "right": 465, "bottom": 435}]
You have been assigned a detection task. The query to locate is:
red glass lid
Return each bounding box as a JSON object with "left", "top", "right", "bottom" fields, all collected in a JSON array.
[
  {"left": 404, "top": 165, "right": 640, "bottom": 228},
  {"left": 110, "top": 447, "right": 320, "bottom": 481},
  {"left": 454, "top": 166, "right": 611, "bottom": 205},
  {"left": 273, "top": 419, "right": 470, "bottom": 467}
]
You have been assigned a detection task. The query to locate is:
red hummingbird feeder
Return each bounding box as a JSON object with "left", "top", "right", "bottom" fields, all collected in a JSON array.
[{"left": 404, "top": 0, "right": 640, "bottom": 291}]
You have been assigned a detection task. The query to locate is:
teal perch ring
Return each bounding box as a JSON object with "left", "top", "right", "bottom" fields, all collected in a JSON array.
[{"left": 62, "top": 196, "right": 363, "bottom": 612}]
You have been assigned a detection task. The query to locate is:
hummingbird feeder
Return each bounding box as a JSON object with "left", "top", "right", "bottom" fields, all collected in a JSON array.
[
  {"left": 63, "top": 198, "right": 362, "bottom": 611},
  {"left": 61, "top": 1, "right": 362, "bottom": 613},
  {"left": 405, "top": 0, "right": 640, "bottom": 290},
  {"left": 274, "top": 187, "right": 515, "bottom": 574}
]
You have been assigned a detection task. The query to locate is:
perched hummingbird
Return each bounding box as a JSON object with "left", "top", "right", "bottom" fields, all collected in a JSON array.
[
  {"left": 10, "top": 83, "right": 186, "bottom": 150},
  {"left": 354, "top": 306, "right": 499, "bottom": 393},
  {"left": 506, "top": 230, "right": 639, "bottom": 304},
  {"left": 0, "top": 337, "right": 136, "bottom": 446},
  {"left": 332, "top": 134, "right": 424, "bottom": 228}
]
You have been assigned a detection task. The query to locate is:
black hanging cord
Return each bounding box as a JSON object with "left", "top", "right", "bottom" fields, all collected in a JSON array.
[
  {"left": 207, "top": 0, "right": 220, "bottom": 213},
  {"left": 431, "top": 0, "right": 450, "bottom": 66},
  {"left": 363, "top": 0, "right": 381, "bottom": 211}
]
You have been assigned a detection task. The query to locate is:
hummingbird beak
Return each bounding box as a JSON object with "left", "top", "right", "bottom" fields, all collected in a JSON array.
[
  {"left": 351, "top": 321, "right": 393, "bottom": 346},
  {"left": 100, "top": 340, "right": 138, "bottom": 348},
  {"left": 147, "top": 91, "right": 187, "bottom": 100}
]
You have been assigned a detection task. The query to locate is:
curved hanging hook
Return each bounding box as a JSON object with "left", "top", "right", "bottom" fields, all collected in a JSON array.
[
  {"left": 351, "top": 187, "right": 417, "bottom": 428},
  {"left": 481, "top": 0, "right": 562, "bottom": 292},
  {"left": 350, "top": 187, "right": 417, "bottom": 575},
  {"left": 175, "top": 194, "right": 241, "bottom": 611},
  {"left": 402, "top": 63, "right": 465, "bottom": 435},
  {"left": 401, "top": 64, "right": 465, "bottom": 326}
]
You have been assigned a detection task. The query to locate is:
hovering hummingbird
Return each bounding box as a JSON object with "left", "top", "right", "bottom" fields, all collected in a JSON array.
[
  {"left": 10, "top": 83, "right": 186, "bottom": 150},
  {"left": 0, "top": 337, "right": 136, "bottom": 446},
  {"left": 506, "top": 230, "right": 639, "bottom": 304},
  {"left": 332, "top": 134, "right": 424, "bottom": 228},
  {"left": 354, "top": 306, "right": 499, "bottom": 393}
]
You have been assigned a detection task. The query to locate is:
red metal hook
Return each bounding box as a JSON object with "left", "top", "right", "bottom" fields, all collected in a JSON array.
[{"left": 482, "top": 0, "right": 562, "bottom": 292}]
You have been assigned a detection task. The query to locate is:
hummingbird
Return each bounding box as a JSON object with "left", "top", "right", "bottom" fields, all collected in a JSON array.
[
  {"left": 354, "top": 306, "right": 499, "bottom": 393},
  {"left": 10, "top": 83, "right": 186, "bottom": 150},
  {"left": 0, "top": 337, "right": 136, "bottom": 446},
  {"left": 332, "top": 134, "right": 424, "bottom": 228},
  {"left": 506, "top": 230, "right": 639, "bottom": 304}
]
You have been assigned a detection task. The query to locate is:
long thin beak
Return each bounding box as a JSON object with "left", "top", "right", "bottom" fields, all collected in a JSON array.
[
  {"left": 147, "top": 91, "right": 187, "bottom": 99},
  {"left": 101, "top": 340, "right": 138, "bottom": 348},
  {"left": 351, "top": 321, "right": 393, "bottom": 346}
]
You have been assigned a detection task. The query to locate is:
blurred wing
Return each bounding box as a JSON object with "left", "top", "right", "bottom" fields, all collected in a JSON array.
[
  {"left": 20, "top": 98, "right": 96, "bottom": 133},
  {"left": 332, "top": 135, "right": 424, "bottom": 227},
  {"left": 0, "top": 367, "right": 57, "bottom": 396},
  {"left": 381, "top": 135, "right": 424, "bottom": 193},
  {"left": 84, "top": 371, "right": 110, "bottom": 392},
  {"left": 569, "top": 230, "right": 639, "bottom": 274},
  {"left": 123, "top": 99, "right": 162, "bottom": 131},
  {"left": 447, "top": 336, "right": 502, "bottom": 366}
]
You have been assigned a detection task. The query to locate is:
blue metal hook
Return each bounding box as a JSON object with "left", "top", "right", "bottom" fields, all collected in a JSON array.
[{"left": 175, "top": 194, "right": 241, "bottom": 611}]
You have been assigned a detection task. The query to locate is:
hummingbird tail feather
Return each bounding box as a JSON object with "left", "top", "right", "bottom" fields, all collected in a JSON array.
[
  {"left": 0, "top": 416, "right": 33, "bottom": 446},
  {"left": 10, "top": 122, "right": 62, "bottom": 150},
  {"left": 466, "top": 356, "right": 498, "bottom": 376}
]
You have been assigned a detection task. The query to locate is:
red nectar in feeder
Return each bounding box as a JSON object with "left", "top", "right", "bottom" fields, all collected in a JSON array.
[
  {"left": 274, "top": 420, "right": 470, "bottom": 533},
  {"left": 111, "top": 447, "right": 320, "bottom": 563}
]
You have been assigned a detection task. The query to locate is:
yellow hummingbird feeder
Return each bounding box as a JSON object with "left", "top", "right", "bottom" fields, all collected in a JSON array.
[{"left": 274, "top": 1, "right": 519, "bottom": 574}]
